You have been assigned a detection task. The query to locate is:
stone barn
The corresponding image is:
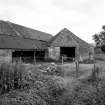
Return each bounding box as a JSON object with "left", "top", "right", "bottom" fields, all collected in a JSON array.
[
  {"left": 48, "top": 28, "right": 92, "bottom": 61},
  {"left": 0, "top": 20, "right": 93, "bottom": 63},
  {"left": 0, "top": 35, "right": 48, "bottom": 63},
  {"left": 0, "top": 20, "right": 52, "bottom": 63}
]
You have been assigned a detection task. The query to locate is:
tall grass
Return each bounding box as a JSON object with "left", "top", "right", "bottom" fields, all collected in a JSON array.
[
  {"left": 0, "top": 62, "right": 66, "bottom": 105},
  {"left": 1, "top": 62, "right": 105, "bottom": 105},
  {"left": 0, "top": 62, "right": 26, "bottom": 93}
]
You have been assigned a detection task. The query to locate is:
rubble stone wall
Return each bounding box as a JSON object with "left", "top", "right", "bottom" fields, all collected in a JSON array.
[
  {"left": 0, "top": 49, "right": 12, "bottom": 63},
  {"left": 48, "top": 47, "right": 60, "bottom": 60}
]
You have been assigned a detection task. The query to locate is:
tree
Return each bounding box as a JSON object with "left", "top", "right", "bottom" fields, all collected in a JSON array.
[
  {"left": 101, "top": 44, "right": 105, "bottom": 53},
  {"left": 93, "top": 25, "right": 105, "bottom": 47},
  {"left": 93, "top": 34, "right": 101, "bottom": 46}
]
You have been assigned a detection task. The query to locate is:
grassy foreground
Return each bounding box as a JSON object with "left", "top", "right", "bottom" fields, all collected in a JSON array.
[{"left": 0, "top": 62, "right": 105, "bottom": 105}]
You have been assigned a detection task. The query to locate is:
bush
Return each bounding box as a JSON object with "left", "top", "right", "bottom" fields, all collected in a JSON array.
[
  {"left": 79, "top": 59, "right": 94, "bottom": 64},
  {"left": 0, "top": 75, "right": 65, "bottom": 105},
  {"left": 94, "top": 54, "right": 105, "bottom": 61},
  {"left": 0, "top": 62, "right": 66, "bottom": 105},
  {"left": 0, "top": 63, "right": 26, "bottom": 93},
  {"left": 0, "top": 90, "right": 47, "bottom": 105},
  {"left": 1, "top": 62, "right": 105, "bottom": 105}
]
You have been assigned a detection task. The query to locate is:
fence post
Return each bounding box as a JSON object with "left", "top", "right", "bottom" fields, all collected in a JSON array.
[
  {"left": 93, "top": 57, "right": 96, "bottom": 71},
  {"left": 62, "top": 56, "right": 64, "bottom": 65},
  {"left": 34, "top": 51, "right": 36, "bottom": 65},
  {"left": 75, "top": 59, "right": 79, "bottom": 78},
  {"left": 93, "top": 48, "right": 95, "bottom": 71},
  {"left": 19, "top": 56, "right": 22, "bottom": 64}
]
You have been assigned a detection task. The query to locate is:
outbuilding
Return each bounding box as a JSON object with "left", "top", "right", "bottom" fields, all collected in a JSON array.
[
  {"left": 48, "top": 28, "right": 92, "bottom": 61},
  {"left": 0, "top": 20, "right": 93, "bottom": 63},
  {"left": 0, "top": 20, "right": 52, "bottom": 63}
]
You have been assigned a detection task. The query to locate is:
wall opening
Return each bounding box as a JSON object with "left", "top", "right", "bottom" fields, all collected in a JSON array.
[
  {"left": 12, "top": 50, "right": 46, "bottom": 63},
  {"left": 60, "top": 47, "right": 75, "bottom": 61},
  {"left": 35, "top": 50, "right": 45, "bottom": 61}
]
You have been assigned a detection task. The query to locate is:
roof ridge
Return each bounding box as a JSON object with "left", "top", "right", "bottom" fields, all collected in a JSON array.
[
  {"left": 62, "top": 28, "right": 90, "bottom": 47},
  {"left": 48, "top": 28, "right": 78, "bottom": 46}
]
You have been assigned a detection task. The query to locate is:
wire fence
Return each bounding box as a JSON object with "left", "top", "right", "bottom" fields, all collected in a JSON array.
[{"left": 11, "top": 56, "right": 76, "bottom": 64}]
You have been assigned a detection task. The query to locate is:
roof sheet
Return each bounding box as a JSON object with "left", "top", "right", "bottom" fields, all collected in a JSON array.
[
  {"left": 0, "top": 35, "right": 47, "bottom": 50},
  {"left": 49, "top": 28, "right": 91, "bottom": 48},
  {"left": 0, "top": 20, "right": 52, "bottom": 41},
  {"left": 48, "top": 28, "right": 78, "bottom": 47}
]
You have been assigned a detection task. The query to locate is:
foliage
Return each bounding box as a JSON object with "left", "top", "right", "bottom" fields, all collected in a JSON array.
[
  {"left": 94, "top": 53, "right": 105, "bottom": 61},
  {"left": 1, "top": 62, "right": 105, "bottom": 105},
  {"left": 101, "top": 44, "right": 105, "bottom": 53},
  {"left": 93, "top": 25, "right": 105, "bottom": 48},
  {"left": 94, "top": 47, "right": 104, "bottom": 54},
  {"left": 0, "top": 62, "right": 66, "bottom": 105},
  {"left": 0, "top": 90, "right": 48, "bottom": 105},
  {"left": 0, "top": 62, "right": 26, "bottom": 93},
  {"left": 57, "top": 69, "right": 105, "bottom": 105},
  {"left": 79, "top": 59, "right": 94, "bottom": 64}
]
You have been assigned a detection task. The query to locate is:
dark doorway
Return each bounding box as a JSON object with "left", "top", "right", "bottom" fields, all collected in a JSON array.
[
  {"left": 21, "top": 51, "right": 34, "bottom": 63},
  {"left": 35, "top": 50, "right": 45, "bottom": 61},
  {"left": 12, "top": 50, "right": 46, "bottom": 63},
  {"left": 12, "top": 51, "right": 34, "bottom": 63},
  {"left": 60, "top": 47, "right": 75, "bottom": 61}
]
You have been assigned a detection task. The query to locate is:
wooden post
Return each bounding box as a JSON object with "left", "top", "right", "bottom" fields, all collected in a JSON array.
[
  {"left": 93, "top": 61, "right": 95, "bottom": 71},
  {"left": 93, "top": 47, "right": 95, "bottom": 71},
  {"left": 19, "top": 56, "right": 22, "bottom": 64},
  {"left": 93, "top": 55, "right": 96, "bottom": 71},
  {"left": 62, "top": 56, "right": 64, "bottom": 65},
  {"left": 34, "top": 51, "right": 36, "bottom": 65},
  {"left": 75, "top": 59, "right": 79, "bottom": 78}
]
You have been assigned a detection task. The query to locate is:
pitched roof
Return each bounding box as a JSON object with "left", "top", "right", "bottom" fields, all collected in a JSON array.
[
  {"left": 49, "top": 28, "right": 78, "bottom": 47},
  {"left": 0, "top": 20, "right": 52, "bottom": 41},
  {"left": 49, "top": 28, "right": 91, "bottom": 49},
  {"left": 0, "top": 35, "right": 47, "bottom": 50}
]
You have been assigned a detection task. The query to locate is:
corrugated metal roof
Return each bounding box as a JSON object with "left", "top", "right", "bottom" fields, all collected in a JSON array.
[
  {"left": 0, "top": 35, "right": 47, "bottom": 50},
  {"left": 0, "top": 20, "right": 52, "bottom": 41}
]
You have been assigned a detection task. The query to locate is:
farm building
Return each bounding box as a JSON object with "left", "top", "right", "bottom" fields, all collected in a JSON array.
[
  {"left": 0, "top": 20, "right": 52, "bottom": 63},
  {"left": 0, "top": 35, "right": 48, "bottom": 63},
  {"left": 48, "top": 28, "right": 93, "bottom": 61},
  {"left": 0, "top": 20, "right": 93, "bottom": 63}
]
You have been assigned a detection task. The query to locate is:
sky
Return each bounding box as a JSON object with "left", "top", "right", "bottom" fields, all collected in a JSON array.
[{"left": 0, "top": 0, "right": 105, "bottom": 43}]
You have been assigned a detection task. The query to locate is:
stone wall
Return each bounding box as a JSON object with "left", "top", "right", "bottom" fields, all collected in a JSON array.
[
  {"left": 0, "top": 49, "right": 12, "bottom": 63},
  {"left": 48, "top": 47, "right": 60, "bottom": 60},
  {"left": 48, "top": 46, "right": 94, "bottom": 61}
]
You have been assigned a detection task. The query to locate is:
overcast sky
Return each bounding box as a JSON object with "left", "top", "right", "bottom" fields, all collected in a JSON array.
[{"left": 0, "top": 0, "right": 105, "bottom": 43}]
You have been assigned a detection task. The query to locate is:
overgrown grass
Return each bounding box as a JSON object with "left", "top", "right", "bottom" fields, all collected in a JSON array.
[
  {"left": 0, "top": 62, "right": 66, "bottom": 105},
  {"left": 1, "top": 62, "right": 105, "bottom": 105},
  {"left": 79, "top": 59, "right": 94, "bottom": 64},
  {"left": 95, "top": 54, "right": 105, "bottom": 61},
  {"left": 0, "top": 63, "right": 26, "bottom": 93}
]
